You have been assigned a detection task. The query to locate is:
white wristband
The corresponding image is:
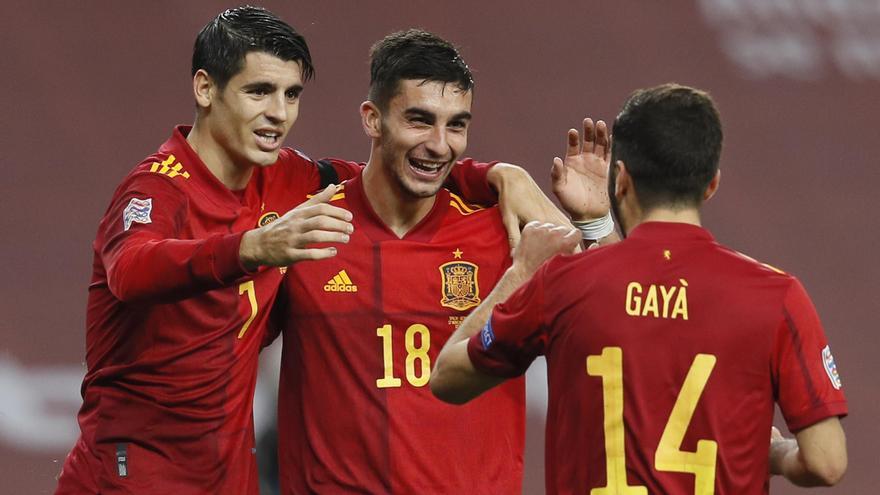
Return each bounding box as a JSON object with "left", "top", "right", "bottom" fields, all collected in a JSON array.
[{"left": 571, "top": 212, "right": 615, "bottom": 240}]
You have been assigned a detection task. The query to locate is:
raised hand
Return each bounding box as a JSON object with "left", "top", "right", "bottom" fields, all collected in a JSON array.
[
  {"left": 550, "top": 118, "right": 611, "bottom": 222},
  {"left": 239, "top": 184, "right": 354, "bottom": 269}
]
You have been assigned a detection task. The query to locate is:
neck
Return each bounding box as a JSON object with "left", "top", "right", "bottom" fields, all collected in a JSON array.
[
  {"left": 623, "top": 204, "right": 702, "bottom": 236},
  {"left": 187, "top": 119, "right": 254, "bottom": 190},
  {"left": 361, "top": 151, "right": 437, "bottom": 238}
]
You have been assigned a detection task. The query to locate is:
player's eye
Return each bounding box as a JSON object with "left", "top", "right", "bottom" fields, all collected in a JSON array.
[{"left": 285, "top": 89, "right": 302, "bottom": 100}]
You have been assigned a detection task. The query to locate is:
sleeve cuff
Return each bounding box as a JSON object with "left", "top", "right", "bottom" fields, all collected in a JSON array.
[
  {"left": 195, "top": 231, "right": 254, "bottom": 285},
  {"left": 786, "top": 401, "right": 849, "bottom": 432}
]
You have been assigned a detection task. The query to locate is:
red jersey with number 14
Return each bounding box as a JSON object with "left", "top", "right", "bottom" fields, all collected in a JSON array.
[
  {"left": 469, "top": 222, "right": 847, "bottom": 495},
  {"left": 277, "top": 171, "right": 524, "bottom": 494}
]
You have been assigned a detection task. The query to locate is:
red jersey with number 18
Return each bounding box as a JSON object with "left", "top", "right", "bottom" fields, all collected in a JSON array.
[
  {"left": 469, "top": 222, "right": 847, "bottom": 495},
  {"left": 277, "top": 171, "right": 524, "bottom": 494}
]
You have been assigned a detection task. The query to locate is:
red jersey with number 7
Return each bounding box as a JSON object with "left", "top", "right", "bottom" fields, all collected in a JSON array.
[
  {"left": 469, "top": 222, "right": 847, "bottom": 495},
  {"left": 277, "top": 170, "right": 524, "bottom": 494}
]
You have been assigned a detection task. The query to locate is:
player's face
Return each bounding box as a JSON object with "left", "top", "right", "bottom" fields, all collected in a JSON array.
[
  {"left": 209, "top": 52, "right": 303, "bottom": 169},
  {"left": 377, "top": 80, "right": 472, "bottom": 198}
]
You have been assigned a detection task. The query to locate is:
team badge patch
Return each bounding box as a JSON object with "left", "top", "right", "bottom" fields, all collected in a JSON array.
[
  {"left": 439, "top": 261, "right": 481, "bottom": 311},
  {"left": 122, "top": 197, "right": 153, "bottom": 231},
  {"left": 480, "top": 320, "right": 495, "bottom": 350},
  {"left": 258, "top": 211, "right": 280, "bottom": 227},
  {"left": 822, "top": 345, "right": 842, "bottom": 390}
]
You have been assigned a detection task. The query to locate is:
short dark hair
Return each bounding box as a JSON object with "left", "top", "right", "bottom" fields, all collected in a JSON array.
[
  {"left": 368, "top": 29, "right": 474, "bottom": 110},
  {"left": 610, "top": 83, "right": 723, "bottom": 209},
  {"left": 192, "top": 6, "right": 314, "bottom": 89}
]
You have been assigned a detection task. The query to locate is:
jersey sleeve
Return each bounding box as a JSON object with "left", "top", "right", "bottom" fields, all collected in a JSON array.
[
  {"left": 772, "top": 278, "right": 848, "bottom": 432},
  {"left": 325, "top": 157, "right": 364, "bottom": 183},
  {"left": 467, "top": 265, "right": 548, "bottom": 377},
  {"left": 447, "top": 158, "right": 498, "bottom": 205},
  {"left": 99, "top": 173, "right": 251, "bottom": 303}
]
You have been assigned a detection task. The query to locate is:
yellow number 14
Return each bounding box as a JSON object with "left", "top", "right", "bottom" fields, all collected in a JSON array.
[{"left": 587, "top": 347, "right": 717, "bottom": 495}]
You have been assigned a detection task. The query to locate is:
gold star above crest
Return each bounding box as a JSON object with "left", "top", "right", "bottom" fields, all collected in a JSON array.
[
  {"left": 663, "top": 249, "right": 672, "bottom": 260},
  {"left": 453, "top": 248, "right": 463, "bottom": 259}
]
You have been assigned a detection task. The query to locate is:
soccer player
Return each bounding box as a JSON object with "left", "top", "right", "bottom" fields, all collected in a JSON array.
[
  {"left": 432, "top": 84, "right": 848, "bottom": 493},
  {"left": 274, "top": 30, "right": 611, "bottom": 494},
  {"left": 55, "top": 8, "right": 548, "bottom": 495}
]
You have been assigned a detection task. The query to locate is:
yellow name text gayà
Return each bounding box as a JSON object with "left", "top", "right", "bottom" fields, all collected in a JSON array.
[{"left": 625, "top": 279, "right": 689, "bottom": 320}]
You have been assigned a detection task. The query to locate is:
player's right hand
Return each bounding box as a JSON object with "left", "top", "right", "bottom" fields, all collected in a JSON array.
[
  {"left": 550, "top": 118, "right": 612, "bottom": 222},
  {"left": 512, "top": 221, "right": 580, "bottom": 277},
  {"left": 239, "top": 184, "right": 353, "bottom": 269}
]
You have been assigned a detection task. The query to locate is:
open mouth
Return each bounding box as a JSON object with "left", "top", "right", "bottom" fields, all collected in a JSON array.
[
  {"left": 254, "top": 129, "right": 282, "bottom": 151},
  {"left": 408, "top": 157, "right": 447, "bottom": 177}
]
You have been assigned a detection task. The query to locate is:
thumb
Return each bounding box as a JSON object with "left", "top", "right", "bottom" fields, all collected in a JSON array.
[
  {"left": 502, "top": 209, "right": 521, "bottom": 255},
  {"left": 303, "top": 183, "right": 339, "bottom": 206},
  {"left": 550, "top": 157, "right": 565, "bottom": 191}
]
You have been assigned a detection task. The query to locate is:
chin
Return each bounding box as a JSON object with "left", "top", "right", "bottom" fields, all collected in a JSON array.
[{"left": 251, "top": 150, "right": 282, "bottom": 167}]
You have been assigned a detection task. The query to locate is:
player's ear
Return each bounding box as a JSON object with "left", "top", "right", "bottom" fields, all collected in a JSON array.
[
  {"left": 193, "top": 69, "right": 216, "bottom": 110},
  {"left": 614, "top": 160, "right": 630, "bottom": 199},
  {"left": 703, "top": 169, "right": 721, "bottom": 202},
  {"left": 360, "top": 101, "right": 382, "bottom": 139}
]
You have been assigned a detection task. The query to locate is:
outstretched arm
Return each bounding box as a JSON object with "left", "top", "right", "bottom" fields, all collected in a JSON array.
[
  {"left": 550, "top": 118, "right": 619, "bottom": 246},
  {"left": 431, "top": 221, "right": 580, "bottom": 404}
]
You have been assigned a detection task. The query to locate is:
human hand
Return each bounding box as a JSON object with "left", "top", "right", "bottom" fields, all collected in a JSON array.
[
  {"left": 550, "top": 118, "right": 611, "bottom": 222},
  {"left": 510, "top": 221, "right": 580, "bottom": 279},
  {"left": 239, "top": 184, "right": 353, "bottom": 269},
  {"left": 487, "top": 163, "right": 576, "bottom": 253}
]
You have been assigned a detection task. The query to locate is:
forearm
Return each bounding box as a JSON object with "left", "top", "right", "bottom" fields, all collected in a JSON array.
[
  {"left": 770, "top": 418, "right": 847, "bottom": 487},
  {"left": 106, "top": 232, "right": 249, "bottom": 303},
  {"left": 769, "top": 439, "right": 828, "bottom": 486}
]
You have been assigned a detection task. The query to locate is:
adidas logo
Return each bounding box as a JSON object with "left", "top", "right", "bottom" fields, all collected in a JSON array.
[{"left": 324, "top": 270, "right": 358, "bottom": 292}]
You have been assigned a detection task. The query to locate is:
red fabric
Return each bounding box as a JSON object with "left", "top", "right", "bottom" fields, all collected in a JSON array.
[
  {"left": 469, "top": 221, "right": 848, "bottom": 495},
  {"left": 277, "top": 172, "right": 523, "bottom": 494},
  {"left": 58, "top": 127, "right": 344, "bottom": 494}
]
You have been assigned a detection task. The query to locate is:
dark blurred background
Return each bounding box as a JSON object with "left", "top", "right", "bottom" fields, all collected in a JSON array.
[{"left": 1, "top": 1, "right": 877, "bottom": 493}]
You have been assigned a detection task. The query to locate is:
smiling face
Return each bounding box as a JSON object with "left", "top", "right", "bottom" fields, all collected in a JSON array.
[
  {"left": 199, "top": 51, "right": 304, "bottom": 171},
  {"left": 373, "top": 79, "right": 472, "bottom": 199}
]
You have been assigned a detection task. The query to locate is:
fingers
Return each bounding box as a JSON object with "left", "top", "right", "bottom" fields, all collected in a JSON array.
[
  {"left": 566, "top": 128, "right": 580, "bottom": 157},
  {"left": 594, "top": 120, "right": 610, "bottom": 160},
  {"left": 291, "top": 246, "right": 340, "bottom": 262},
  {"left": 301, "top": 183, "right": 340, "bottom": 206},
  {"left": 582, "top": 118, "right": 595, "bottom": 154},
  {"left": 290, "top": 202, "right": 354, "bottom": 224},
  {"left": 550, "top": 157, "right": 565, "bottom": 191}
]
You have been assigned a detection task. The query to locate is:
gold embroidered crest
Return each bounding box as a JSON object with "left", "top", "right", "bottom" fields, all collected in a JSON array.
[{"left": 439, "top": 261, "right": 480, "bottom": 311}]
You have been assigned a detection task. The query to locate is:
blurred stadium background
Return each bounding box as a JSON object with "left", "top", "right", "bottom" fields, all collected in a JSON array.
[{"left": 1, "top": 1, "right": 877, "bottom": 493}]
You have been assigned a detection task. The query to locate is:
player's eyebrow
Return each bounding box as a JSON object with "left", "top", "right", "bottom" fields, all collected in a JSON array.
[
  {"left": 404, "top": 108, "right": 472, "bottom": 123},
  {"left": 449, "top": 111, "right": 472, "bottom": 123},
  {"left": 241, "top": 81, "right": 277, "bottom": 93}
]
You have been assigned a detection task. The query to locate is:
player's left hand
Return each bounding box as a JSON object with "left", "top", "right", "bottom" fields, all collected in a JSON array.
[
  {"left": 551, "top": 118, "right": 611, "bottom": 222},
  {"left": 487, "top": 163, "right": 576, "bottom": 254},
  {"left": 511, "top": 221, "right": 580, "bottom": 278}
]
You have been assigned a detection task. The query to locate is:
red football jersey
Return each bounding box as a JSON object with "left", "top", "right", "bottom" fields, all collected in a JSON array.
[
  {"left": 469, "top": 222, "right": 847, "bottom": 495},
  {"left": 56, "top": 126, "right": 498, "bottom": 494},
  {"left": 56, "top": 126, "right": 358, "bottom": 494},
  {"left": 277, "top": 171, "right": 524, "bottom": 494}
]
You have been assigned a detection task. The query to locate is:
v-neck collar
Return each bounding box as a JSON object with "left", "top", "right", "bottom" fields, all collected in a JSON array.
[{"left": 344, "top": 172, "right": 450, "bottom": 243}]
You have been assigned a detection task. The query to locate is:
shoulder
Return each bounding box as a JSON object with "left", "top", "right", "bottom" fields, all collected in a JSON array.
[
  {"left": 446, "top": 191, "right": 496, "bottom": 219},
  {"left": 115, "top": 151, "right": 191, "bottom": 199}
]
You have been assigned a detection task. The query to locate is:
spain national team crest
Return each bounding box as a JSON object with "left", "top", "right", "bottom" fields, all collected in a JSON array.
[{"left": 439, "top": 261, "right": 481, "bottom": 311}]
